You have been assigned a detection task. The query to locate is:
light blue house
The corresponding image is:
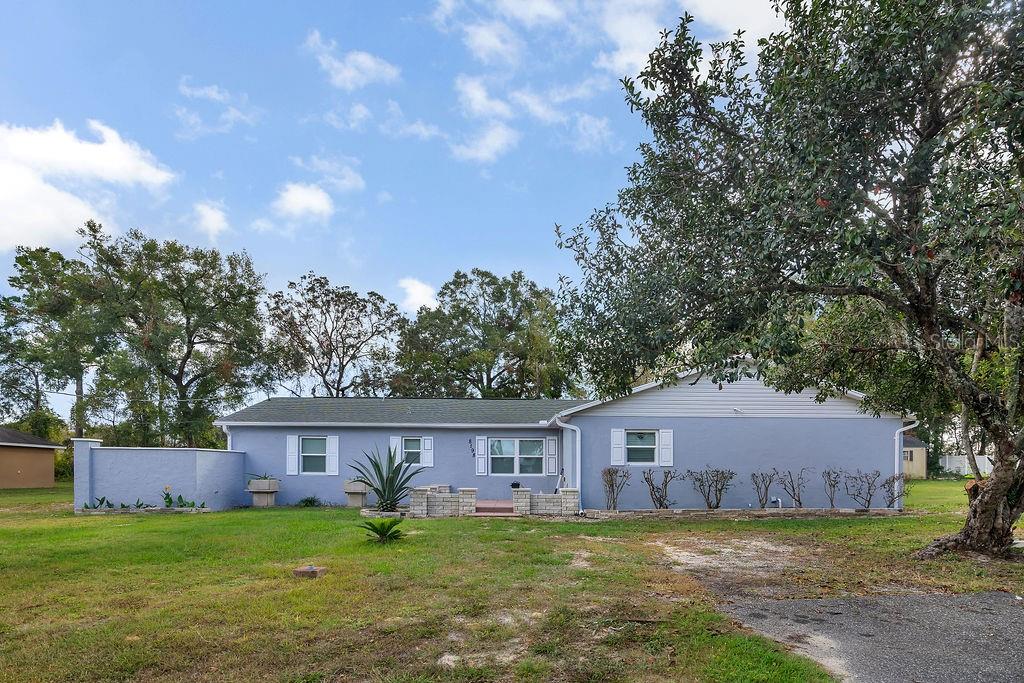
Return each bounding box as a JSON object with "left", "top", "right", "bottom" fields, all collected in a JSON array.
[{"left": 74, "top": 374, "right": 915, "bottom": 512}]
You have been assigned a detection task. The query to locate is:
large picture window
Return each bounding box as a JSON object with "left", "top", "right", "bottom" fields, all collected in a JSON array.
[
  {"left": 625, "top": 430, "right": 657, "bottom": 464},
  {"left": 489, "top": 438, "right": 546, "bottom": 475},
  {"left": 300, "top": 436, "right": 327, "bottom": 473}
]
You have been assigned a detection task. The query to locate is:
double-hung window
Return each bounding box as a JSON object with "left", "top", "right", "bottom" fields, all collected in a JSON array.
[
  {"left": 625, "top": 430, "right": 657, "bottom": 464},
  {"left": 403, "top": 437, "right": 422, "bottom": 464},
  {"left": 300, "top": 436, "right": 327, "bottom": 473},
  {"left": 489, "top": 438, "right": 545, "bottom": 475}
]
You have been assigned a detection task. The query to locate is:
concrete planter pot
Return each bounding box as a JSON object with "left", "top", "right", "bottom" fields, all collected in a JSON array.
[
  {"left": 344, "top": 479, "right": 370, "bottom": 507},
  {"left": 247, "top": 478, "right": 280, "bottom": 493}
]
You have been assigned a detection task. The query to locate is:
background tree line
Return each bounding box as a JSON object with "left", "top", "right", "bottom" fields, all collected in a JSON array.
[{"left": 0, "top": 223, "right": 580, "bottom": 451}]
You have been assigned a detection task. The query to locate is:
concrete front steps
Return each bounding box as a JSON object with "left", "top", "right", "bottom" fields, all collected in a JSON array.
[{"left": 472, "top": 499, "right": 518, "bottom": 517}]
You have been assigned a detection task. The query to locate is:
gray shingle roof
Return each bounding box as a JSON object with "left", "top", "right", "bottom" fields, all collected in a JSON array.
[
  {"left": 0, "top": 427, "right": 61, "bottom": 448},
  {"left": 216, "top": 397, "right": 590, "bottom": 426},
  {"left": 903, "top": 434, "right": 927, "bottom": 448}
]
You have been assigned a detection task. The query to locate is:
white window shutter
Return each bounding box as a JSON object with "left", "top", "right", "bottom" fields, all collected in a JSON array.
[
  {"left": 545, "top": 436, "right": 558, "bottom": 475},
  {"left": 475, "top": 436, "right": 488, "bottom": 475},
  {"left": 610, "top": 429, "right": 625, "bottom": 465},
  {"left": 389, "top": 435, "right": 401, "bottom": 460},
  {"left": 286, "top": 435, "right": 299, "bottom": 475},
  {"left": 658, "top": 429, "right": 674, "bottom": 466},
  {"left": 422, "top": 436, "right": 434, "bottom": 467},
  {"left": 326, "top": 435, "right": 339, "bottom": 475}
]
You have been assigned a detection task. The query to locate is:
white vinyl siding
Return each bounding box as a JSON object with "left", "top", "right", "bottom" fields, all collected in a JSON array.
[
  {"left": 299, "top": 436, "right": 328, "bottom": 474},
  {"left": 582, "top": 376, "right": 875, "bottom": 418},
  {"left": 488, "top": 437, "right": 545, "bottom": 476}
]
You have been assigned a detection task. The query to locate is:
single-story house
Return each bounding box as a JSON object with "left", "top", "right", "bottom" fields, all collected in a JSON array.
[
  {"left": 73, "top": 374, "right": 916, "bottom": 511},
  {"left": 901, "top": 434, "right": 928, "bottom": 479},
  {"left": 0, "top": 427, "right": 60, "bottom": 489}
]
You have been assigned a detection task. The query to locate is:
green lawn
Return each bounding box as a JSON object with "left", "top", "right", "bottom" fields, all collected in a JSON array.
[
  {"left": 0, "top": 481, "right": 1017, "bottom": 683},
  {"left": 904, "top": 478, "right": 970, "bottom": 513}
]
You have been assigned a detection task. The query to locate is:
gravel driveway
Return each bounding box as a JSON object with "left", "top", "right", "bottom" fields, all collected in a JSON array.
[{"left": 724, "top": 592, "right": 1024, "bottom": 682}]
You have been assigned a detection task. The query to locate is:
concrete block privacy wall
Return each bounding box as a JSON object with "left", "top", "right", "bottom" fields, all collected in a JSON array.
[
  {"left": 410, "top": 486, "right": 477, "bottom": 517},
  {"left": 73, "top": 439, "right": 246, "bottom": 511}
]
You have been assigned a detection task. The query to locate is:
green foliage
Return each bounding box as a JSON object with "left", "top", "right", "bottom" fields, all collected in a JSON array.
[
  {"left": 7, "top": 408, "right": 65, "bottom": 443},
  {"left": 268, "top": 272, "right": 403, "bottom": 397},
  {"left": 350, "top": 446, "right": 424, "bottom": 512},
  {"left": 297, "top": 496, "right": 322, "bottom": 507},
  {"left": 391, "top": 269, "right": 578, "bottom": 398},
  {"left": 558, "top": 2, "right": 1024, "bottom": 549},
  {"left": 78, "top": 223, "right": 277, "bottom": 447},
  {"left": 357, "top": 517, "right": 405, "bottom": 543}
]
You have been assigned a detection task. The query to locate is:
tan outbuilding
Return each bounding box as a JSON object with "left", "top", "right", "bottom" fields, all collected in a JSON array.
[
  {"left": 902, "top": 434, "right": 928, "bottom": 479},
  {"left": 0, "top": 427, "right": 60, "bottom": 489}
]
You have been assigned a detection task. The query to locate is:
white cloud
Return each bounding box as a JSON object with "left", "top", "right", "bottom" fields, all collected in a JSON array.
[
  {"left": 292, "top": 155, "right": 366, "bottom": 193},
  {"left": 0, "top": 119, "right": 174, "bottom": 188},
  {"left": 431, "top": 0, "right": 461, "bottom": 28},
  {"left": 455, "top": 75, "right": 513, "bottom": 119},
  {"left": 376, "top": 190, "right": 393, "bottom": 204},
  {"left": 593, "top": 0, "right": 668, "bottom": 78},
  {"left": 178, "top": 76, "right": 231, "bottom": 103},
  {"left": 250, "top": 217, "right": 275, "bottom": 234},
  {"left": 0, "top": 119, "right": 174, "bottom": 251},
  {"left": 450, "top": 121, "right": 520, "bottom": 163},
  {"left": 193, "top": 200, "right": 229, "bottom": 242},
  {"left": 571, "top": 113, "right": 615, "bottom": 152},
  {"left": 685, "top": 0, "right": 785, "bottom": 42},
  {"left": 398, "top": 277, "right": 438, "bottom": 312},
  {"left": 272, "top": 182, "right": 334, "bottom": 222},
  {"left": 462, "top": 21, "right": 522, "bottom": 65},
  {"left": 324, "top": 103, "right": 372, "bottom": 131},
  {"left": 495, "top": 0, "right": 566, "bottom": 26},
  {"left": 510, "top": 89, "right": 567, "bottom": 124},
  {"left": 175, "top": 77, "right": 259, "bottom": 140},
  {"left": 304, "top": 29, "right": 400, "bottom": 91},
  {"left": 379, "top": 101, "right": 445, "bottom": 141}
]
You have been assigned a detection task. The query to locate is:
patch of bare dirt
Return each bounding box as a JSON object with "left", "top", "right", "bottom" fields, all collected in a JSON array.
[
  {"left": 570, "top": 549, "right": 592, "bottom": 568},
  {"left": 654, "top": 536, "right": 823, "bottom": 598}
]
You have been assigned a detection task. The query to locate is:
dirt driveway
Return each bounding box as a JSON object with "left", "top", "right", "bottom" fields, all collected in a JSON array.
[{"left": 657, "top": 535, "right": 1024, "bottom": 682}]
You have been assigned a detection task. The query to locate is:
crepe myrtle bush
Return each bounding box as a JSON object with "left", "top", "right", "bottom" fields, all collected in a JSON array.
[
  {"left": 642, "top": 468, "right": 685, "bottom": 509},
  {"left": 750, "top": 471, "right": 777, "bottom": 509},
  {"left": 601, "top": 467, "right": 631, "bottom": 511},
  {"left": 686, "top": 466, "right": 736, "bottom": 510}
]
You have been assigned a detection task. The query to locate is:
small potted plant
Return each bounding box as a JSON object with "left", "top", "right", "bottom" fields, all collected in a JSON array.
[
  {"left": 510, "top": 481, "right": 521, "bottom": 490},
  {"left": 246, "top": 473, "right": 280, "bottom": 507}
]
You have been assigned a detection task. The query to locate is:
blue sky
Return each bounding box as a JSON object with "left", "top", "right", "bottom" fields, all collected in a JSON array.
[{"left": 0, "top": 0, "right": 781, "bottom": 311}]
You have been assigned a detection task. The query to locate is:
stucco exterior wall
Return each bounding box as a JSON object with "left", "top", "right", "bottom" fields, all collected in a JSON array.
[
  {"left": 73, "top": 440, "right": 245, "bottom": 510},
  {"left": 0, "top": 445, "right": 55, "bottom": 488},
  {"left": 566, "top": 415, "right": 905, "bottom": 510},
  {"left": 231, "top": 426, "right": 565, "bottom": 506}
]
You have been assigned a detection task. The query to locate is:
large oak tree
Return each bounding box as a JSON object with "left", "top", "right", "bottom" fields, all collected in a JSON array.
[{"left": 560, "top": 1, "right": 1023, "bottom": 554}]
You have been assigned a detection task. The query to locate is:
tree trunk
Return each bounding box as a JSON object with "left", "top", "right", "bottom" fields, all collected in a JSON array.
[
  {"left": 919, "top": 437, "right": 1023, "bottom": 557},
  {"left": 73, "top": 372, "right": 85, "bottom": 438}
]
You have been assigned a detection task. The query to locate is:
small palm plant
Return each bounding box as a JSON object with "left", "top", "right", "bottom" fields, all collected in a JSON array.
[
  {"left": 350, "top": 446, "right": 425, "bottom": 511},
  {"left": 358, "top": 517, "right": 405, "bottom": 544}
]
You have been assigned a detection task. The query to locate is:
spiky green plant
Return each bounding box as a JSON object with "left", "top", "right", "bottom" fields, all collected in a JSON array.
[
  {"left": 358, "top": 517, "right": 405, "bottom": 544},
  {"left": 350, "top": 446, "right": 424, "bottom": 512}
]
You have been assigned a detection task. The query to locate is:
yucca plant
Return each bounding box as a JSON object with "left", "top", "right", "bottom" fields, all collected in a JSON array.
[
  {"left": 358, "top": 517, "right": 405, "bottom": 544},
  {"left": 350, "top": 446, "right": 425, "bottom": 512}
]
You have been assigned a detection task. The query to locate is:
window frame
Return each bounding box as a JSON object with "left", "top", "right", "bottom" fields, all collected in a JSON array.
[
  {"left": 402, "top": 436, "right": 423, "bottom": 465},
  {"left": 299, "top": 435, "right": 329, "bottom": 475},
  {"left": 488, "top": 437, "right": 547, "bottom": 477},
  {"left": 903, "top": 448, "right": 913, "bottom": 462},
  {"left": 624, "top": 429, "right": 659, "bottom": 466}
]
